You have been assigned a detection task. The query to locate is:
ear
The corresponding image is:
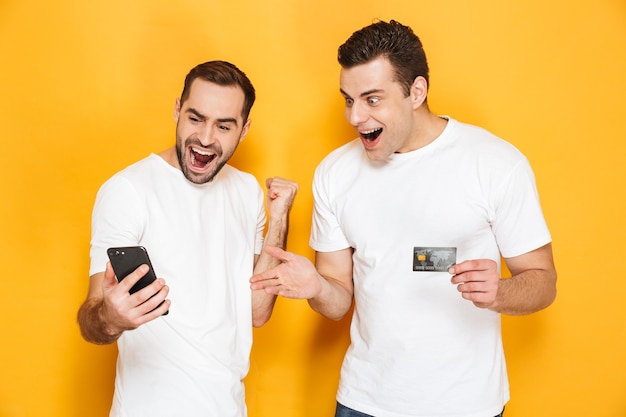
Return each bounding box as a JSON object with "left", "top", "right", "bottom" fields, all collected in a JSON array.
[
  {"left": 174, "top": 98, "right": 181, "bottom": 123},
  {"left": 239, "top": 119, "right": 252, "bottom": 142},
  {"left": 410, "top": 76, "right": 428, "bottom": 109}
]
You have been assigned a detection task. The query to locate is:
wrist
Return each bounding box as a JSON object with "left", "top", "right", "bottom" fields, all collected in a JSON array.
[{"left": 97, "top": 302, "right": 123, "bottom": 342}]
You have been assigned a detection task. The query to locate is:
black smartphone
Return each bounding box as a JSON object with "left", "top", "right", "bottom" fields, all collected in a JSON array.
[{"left": 107, "top": 246, "right": 168, "bottom": 314}]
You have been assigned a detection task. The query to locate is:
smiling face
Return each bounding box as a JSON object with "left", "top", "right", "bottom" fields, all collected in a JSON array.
[
  {"left": 340, "top": 57, "right": 427, "bottom": 161},
  {"left": 174, "top": 79, "right": 251, "bottom": 184}
]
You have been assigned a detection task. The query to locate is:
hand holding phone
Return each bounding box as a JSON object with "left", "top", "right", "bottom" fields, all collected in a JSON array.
[{"left": 107, "top": 246, "right": 169, "bottom": 315}]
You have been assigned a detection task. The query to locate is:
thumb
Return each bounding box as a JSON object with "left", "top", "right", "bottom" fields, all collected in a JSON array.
[
  {"left": 264, "top": 245, "right": 289, "bottom": 261},
  {"left": 102, "top": 262, "right": 119, "bottom": 291}
]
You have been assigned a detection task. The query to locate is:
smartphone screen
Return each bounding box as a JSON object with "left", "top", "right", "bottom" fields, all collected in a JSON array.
[{"left": 107, "top": 246, "right": 168, "bottom": 315}]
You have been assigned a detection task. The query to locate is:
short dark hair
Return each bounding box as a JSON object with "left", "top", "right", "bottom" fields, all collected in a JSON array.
[
  {"left": 338, "top": 20, "right": 429, "bottom": 97},
  {"left": 180, "top": 61, "right": 256, "bottom": 121}
]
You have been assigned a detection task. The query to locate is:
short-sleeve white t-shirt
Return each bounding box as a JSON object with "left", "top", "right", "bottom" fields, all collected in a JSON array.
[
  {"left": 90, "top": 154, "right": 265, "bottom": 417},
  {"left": 310, "top": 118, "right": 551, "bottom": 417}
]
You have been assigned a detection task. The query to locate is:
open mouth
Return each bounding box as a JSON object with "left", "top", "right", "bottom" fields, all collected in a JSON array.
[
  {"left": 189, "top": 146, "right": 216, "bottom": 170},
  {"left": 360, "top": 128, "right": 382, "bottom": 143}
]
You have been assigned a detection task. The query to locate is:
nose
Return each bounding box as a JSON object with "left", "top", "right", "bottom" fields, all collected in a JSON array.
[
  {"left": 347, "top": 101, "right": 368, "bottom": 126},
  {"left": 197, "top": 125, "right": 216, "bottom": 147}
]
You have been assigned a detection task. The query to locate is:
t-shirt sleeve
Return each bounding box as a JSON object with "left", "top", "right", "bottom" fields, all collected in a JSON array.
[
  {"left": 89, "top": 175, "right": 146, "bottom": 276},
  {"left": 490, "top": 157, "right": 552, "bottom": 258},
  {"left": 254, "top": 184, "right": 266, "bottom": 255},
  {"left": 309, "top": 163, "right": 351, "bottom": 252}
]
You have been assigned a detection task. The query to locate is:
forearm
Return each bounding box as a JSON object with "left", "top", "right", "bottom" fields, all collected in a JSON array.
[
  {"left": 488, "top": 243, "right": 558, "bottom": 315},
  {"left": 254, "top": 212, "right": 289, "bottom": 274},
  {"left": 307, "top": 248, "right": 355, "bottom": 320},
  {"left": 251, "top": 214, "right": 289, "bottom": 327},
  {"left": 491, "top": 269, "right": 557, "bottom": 315},
  {"left": 77, "top": 298, "right": 122, "bottom": 345},
  {"left": 308, "top": 276, "right": 354, "bottom": 321}
]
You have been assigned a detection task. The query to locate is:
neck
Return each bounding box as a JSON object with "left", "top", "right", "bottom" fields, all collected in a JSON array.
[
  {"left": 407, "top": 110, "right": 448, "bottom": 151},
  {"left": 158, "top": 146, "right": 181, "bottom": 170}
]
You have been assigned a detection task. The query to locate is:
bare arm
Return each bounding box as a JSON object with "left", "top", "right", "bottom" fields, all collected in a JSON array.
[
  {"left": 77, "top": 263, "right": 171, "bottom": 344},
  {"left": 250, "top": 246, "right": 354, "bottom": 321},
  {"left": 449, "top": 243, "right": 557, "bottom": 315},
  {"left": 251, "top": 177, "right": 298, "bottom": 327},
  {"left": 308, "top": 248, "right": 354, "bottom": 320}
]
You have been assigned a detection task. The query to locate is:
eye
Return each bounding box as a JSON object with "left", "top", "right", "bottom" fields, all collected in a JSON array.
[
  {"left": 218, "top": 124, "right": 231, "bottom": 132},
  {"left": 345, "top": 97, "right": 354, "bottom": 106},
  {"left": 367, "top": 96, "right": 379, "bottom": 105},
  {"left": 189, "top": 115, "right": 201, "bottom": 123}
]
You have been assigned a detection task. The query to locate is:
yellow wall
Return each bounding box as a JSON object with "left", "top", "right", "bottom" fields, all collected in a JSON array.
[{"left": 1, "top": 0, "right": 624, "bottom": 416}]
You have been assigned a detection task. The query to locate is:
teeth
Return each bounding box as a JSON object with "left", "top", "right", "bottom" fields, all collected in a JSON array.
[
  {"left": 361, "top": 128, "right": 382, "bottom": 142},
  {"left": 192, "top": 147, "right": 212, "bottom": 156}
]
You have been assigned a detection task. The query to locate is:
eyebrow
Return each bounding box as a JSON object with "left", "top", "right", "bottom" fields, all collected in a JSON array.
[
  {"left": 186, "top": 108, "right": 239, "bottom": 127},
  {"left": 340, "top": 88, "right": 385, "bottom": 99}
]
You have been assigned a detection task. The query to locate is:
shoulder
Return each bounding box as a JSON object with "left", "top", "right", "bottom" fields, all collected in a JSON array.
[
  {"left": 106, "top": 154, "right": 163, "bottom": 182},
  {"left": 215, "top": 165, "right": 263, "bottom": 201},
  {"left": 451, "top": 118, "right": 523, "bottom": 151},
  {"left": 96, "top": 155, "right": 161, "bottom": 194},
  {"left": 315, "top": 139, "right": 362, "bottom": 178},
  {"left": 446, "top": 118, "right": 528, "bottom": 168},
  {"left": 220, "top": 164, "right": 260, "bottom": 187}
]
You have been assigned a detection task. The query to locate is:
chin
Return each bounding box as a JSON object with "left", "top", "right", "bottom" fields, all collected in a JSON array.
[
  {"left": 364, "top": 149, "right": 392, "bottom": 162},
  {"left": 181, "top": 166, "right": 214, "bottom": 184}
]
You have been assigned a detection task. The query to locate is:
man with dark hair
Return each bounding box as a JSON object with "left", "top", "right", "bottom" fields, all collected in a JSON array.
[
  {"left": 78, "top": 60, "right": 298, "bottom": 416},
  {"left": 251, "top": 20, "right": 556, "bottom": 417}
]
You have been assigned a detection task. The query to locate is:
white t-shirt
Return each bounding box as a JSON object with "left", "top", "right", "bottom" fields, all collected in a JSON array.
[
  {"left": 90, "top": 154, "right": 265, "bottom": 417},
  {"left": 310, "top": 118, "right": 551, "bottom": 417}
]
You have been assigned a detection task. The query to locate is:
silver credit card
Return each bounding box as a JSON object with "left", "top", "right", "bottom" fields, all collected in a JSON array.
[{"left": 413, "top": 247, "right": 457, "bottom": 272}]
